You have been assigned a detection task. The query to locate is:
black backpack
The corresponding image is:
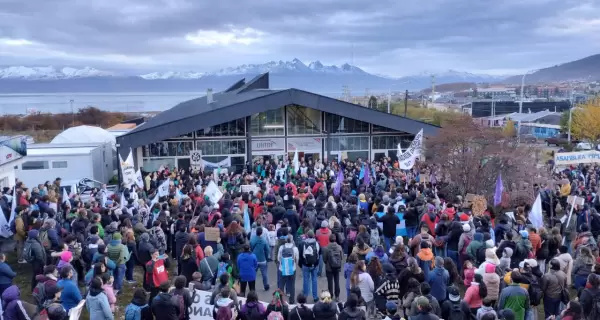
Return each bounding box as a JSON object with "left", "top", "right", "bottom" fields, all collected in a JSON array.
[
  {"left": 475, "top": 246, "right": 487, "bottom": 264},
  {"left": 536, "top": 239, "right": 550, "bottom": 260},
  {"left": 588, "top": 289, "right": 600, "bottom": 320},
  {"left": 243, "top": 303, "right": 263, "bottom": 320},
  {"left": 448, "top": 303, "right": 466, "bottom": 320},
  {"left": 528, "top": 277, "right": 543, "bottom": 306}
]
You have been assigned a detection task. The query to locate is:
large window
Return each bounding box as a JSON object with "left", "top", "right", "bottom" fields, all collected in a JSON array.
[
  {"left": 196, "top": 119, "right": 245, "bottom": 137},
  {"left": 142, "top": 158, "right": 176, "bottom": 172},
  {"left": 287, "top": 105, "right": 321, "bottom": 135},
  {"left": 144, "top": 142, "right": 194, "bottom": 157},
  {"left": 325, "top": 114, "right": 369, "bottom": 134},
  {"left": 372, "top": 125, "right": 401, "bottom": 133},
  {"left": 251, "top": 108, "right": 285, "bottom": 136},
  {"left": 22, "top": 161, "right": 49, "bottom": 170},
  {"left": 196, "top": 140, "right": 246, "bottom": 156},
  {"left": 52, "top": 161, "right": 68, "bottom": 169},
  {"left": 329, "top": 136, "right": 370, "bottom": 151},
  {"left": 372, "top": 135, "right": 413, "bottom": 150}
]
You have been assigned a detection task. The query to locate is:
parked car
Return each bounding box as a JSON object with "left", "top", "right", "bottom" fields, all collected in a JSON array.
[
  {"left": 60, "top": 178, "right": 117, "bottom": 203},
  {"left": 545, "top": 134, "right": 579, "bottom": 146},
  {"left": 575, "top": 142, "right": 600, "bottom": 150}
]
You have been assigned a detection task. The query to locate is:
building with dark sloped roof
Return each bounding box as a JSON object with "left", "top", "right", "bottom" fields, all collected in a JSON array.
[{"left": 116, "top": 73, "right": 439, "bottom": 172}]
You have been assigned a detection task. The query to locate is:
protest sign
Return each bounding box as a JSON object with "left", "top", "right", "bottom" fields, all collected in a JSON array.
[
  {"left": 554, "top": 150, "right": 600, "bottom": 166},
  {"left": 398, "top": 129, "right": 423, "bottom": 170},
  {"left": 567, "top": 195, "right": 585, "bottom": 206},
  {"left": 205, "top": 227, "right": 221, "bottom": 242},
  {"left": 204, "top": 181, "right": 223, "bottom": 205},
  {"left": 119, "top": 149, "right": 136, "bottom": 188}
]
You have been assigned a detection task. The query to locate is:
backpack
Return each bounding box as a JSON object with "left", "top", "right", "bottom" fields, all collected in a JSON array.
[
  {"left": 448, "top": 303, "right": 466, "bottom": 320},
  {"left": 124, "top": 303, "right": 147, "bottom": 320},
  {"left": 281, "top": 247, "right": 295, "bottom": 276},
  {"left": 475, "top": 246, "right": 487, "bottom": 264},
  {"left": 172, "top": 293, "right": 186, "bottom": 320},
  {"left": 528, "top": 277, "right": 543, "bottom": 306},
  {"left": 267, "top": 310, "right": 284, "bottom": 320},
  {"left": 217, "top": 262, "right": 230, "bottom": 279},
  {"left": 244, "top": 304, "right": 263, "bottom": 320},
  {"left": 369, "top": 227, "right": 380, "bottom": 247},
  {"left": 328, "top": 247, "right": 342, "bottom": 269},
  {"left": 39, "top": 230, "right": 51, "bottom": 250},
  {"left": 303, "top": 242, "right": 318, "bottom": 266},
  {"left": 515, "top": 241, "right": 529, "bottom": 260},
  {"left": 23, "top": 240, "right": 35, "bottom": 263},
  {"left": 460, "top": 236, "right": 472, "bottom": 255},
  {"left": 32, "top": 282, "right": 46, "bottom": 308},
  {"left": 587, "top": 289, "right": 600, "bottom": 320}
]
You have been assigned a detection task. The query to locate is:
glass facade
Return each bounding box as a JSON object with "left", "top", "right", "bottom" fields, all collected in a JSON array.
[
  {"left": 196, "top": 119, "right": 245, "bottom": 137},
  {"left": 287, "top": 105, "right": 321, "bottom": 135},
  {"left": 372, "top": 125, "right": 401, "bottom": 133},
  {"left": 196, "top": 140, "right": 246, "bottom": 156},
  {"left": 372, "top": 135, "right": 413, "bottom": 150},
  {"left": 251, "top": 108, "right": 285, "bottom": 136},
  {"left": 329, "top": 136, "right": 370, "bottom": 151},
  {"left": 143, "top": 158, "right": 176, "bottom": 172},
  {"left": 144, "top": 141, "right": 194, "bottom": 157},
  {"left": 325, "top": 114, "right": 370, "bottom": 134}
]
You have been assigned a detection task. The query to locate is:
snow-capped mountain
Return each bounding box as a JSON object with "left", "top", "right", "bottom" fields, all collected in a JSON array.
[
  {"left": 206, "top": 58, "right": 365, "bottom": 77},
  {"left": 139, "top": 71, "right": 205, "bottom": 80},
  {"left": 0, "top": 66, "right": 116, "bottom": 79}
]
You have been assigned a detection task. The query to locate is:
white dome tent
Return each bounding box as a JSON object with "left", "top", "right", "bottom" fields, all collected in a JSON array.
[{"left": 51, "top": 125, "right": 116, "bottom": 149}]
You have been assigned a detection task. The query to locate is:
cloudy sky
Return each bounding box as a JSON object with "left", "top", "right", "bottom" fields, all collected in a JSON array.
[{"left": 1, "top": 0, "right": 599, "bottom": 77}]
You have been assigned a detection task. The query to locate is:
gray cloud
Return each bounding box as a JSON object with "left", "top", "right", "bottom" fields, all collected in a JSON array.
[{"left": 1, "top": 0, "right": 599, "bottom": 76}]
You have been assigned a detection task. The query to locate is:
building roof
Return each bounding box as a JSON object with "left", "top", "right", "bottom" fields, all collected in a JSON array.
[
  {"left": 27, "top": 146, "right": 96, "bottom": 157},
  {"left": 116, "top": 73, "right": 439, "bottom": 150},
  {"left": 51, "top": 125, "right": 116, "bottom": 146},
  {"left": 107, "top": 123, "right": 137, "bottom": 130},
  {"left": 506, "top": 110, "right": 561, "bottom": 122}
]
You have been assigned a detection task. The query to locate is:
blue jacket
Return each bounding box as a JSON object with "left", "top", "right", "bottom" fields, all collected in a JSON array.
[
  {"left": 237, "top": 252, "right": 258, "bottom": 282},
  {"left": 427, "top": 266, "right": 450, "bottom": 302},
  {"left": 57, "top": 278, "right": 82, "bottom": 312},
  {"left": 250, "top": 235, "right": 270, "bottom": 263},
  {"left": 86, "top": 289, "right": 114, "bottom": 320},
  {"left": 0, "top": 262, "right": 16, "bottom": 285}
]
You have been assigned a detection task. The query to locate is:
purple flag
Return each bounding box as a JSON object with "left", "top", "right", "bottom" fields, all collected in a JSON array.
[
  {"left": 494, "top": 173, "right": 504, "bottom": 206},
  {"left": 334, "top": 169, "right": 343, "bottom": 196},
  {"left": 364, "top": 163, "right": 371, "bottom": 186}
]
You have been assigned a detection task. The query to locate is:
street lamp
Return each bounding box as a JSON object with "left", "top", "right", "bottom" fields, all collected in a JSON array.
[
  {"left": 517, "top": 69, "right": 538, "bottom": 144},
  {"left": 568, "top": 87, "right": 575, "bottom": 142}
]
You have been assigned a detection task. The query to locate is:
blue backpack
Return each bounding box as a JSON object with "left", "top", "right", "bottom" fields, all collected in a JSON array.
[
  {"left": 217, "top": 262, "right": 229, "bottom": 279},
  {"left": 124, "top": 303, "right": 147, "bottom": 320}
]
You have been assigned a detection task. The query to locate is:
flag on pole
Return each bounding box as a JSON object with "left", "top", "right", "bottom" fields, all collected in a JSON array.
[
  {"left": 530, "top": 193, "right": 543, "bottom": 229},
  {"left": 243, "top": 206, "right": 251, "bottom": 235},
  {"left": 150, "top": 193, "right": 159, "bottom": 208},
  {"left": 493, "top": 173, "right": 504, "bottom": 206},
  {"left": 120, "top": 192, "right": 126, "bottom": 211},
  {"left": 364, "top": 163, "right": 371, "bottom": 186},
  {"left": 333, "top": 169, "right": 343, "bottom": 196},
  {"left": 359, "top": 164, "right": 365, "bottom": 179},
  {"left": 292, "top": 150, "right": 299, "bottom": 175},
  {"left": 62, "top": 188, "right": 70, "bottom": 205},
  {"left": 175, "top": 188, "right": 182, "bottom": 204}
]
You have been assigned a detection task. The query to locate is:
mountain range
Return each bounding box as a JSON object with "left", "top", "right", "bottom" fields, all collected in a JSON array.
[
  {"left": 0, "top": 59, "right": 504, "bottom": 93},
  {"left": 504, "top": 53, "right": 600, "bottom": 84}
]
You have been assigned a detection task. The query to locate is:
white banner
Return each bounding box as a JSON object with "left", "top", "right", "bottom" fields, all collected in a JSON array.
[
  {"left": 190, "top": 150, "right": 203, "bottom": 170},
  {"left": 204, "top": 181, "right": 223, "bottom": 205},
  {"left": 240, "top": 184, "right": 260, "bottom": 194},
  {"left": 554, "top": 150, "right": 600, "bottom": 166},
  {"left": 135, "top": 169, "right": 144, "bottom": 189},
  {"left": 398, "top": 129, "right": 424, "bottom": 170},
  {"left": 119, "top": 149, "right": 136, "bottom": 188},
  {"left": 158, "top": 179, "right": 170, "bottom": 197},
  {"left": 203, "top": 157, "right": 231, "bottom": 169}
]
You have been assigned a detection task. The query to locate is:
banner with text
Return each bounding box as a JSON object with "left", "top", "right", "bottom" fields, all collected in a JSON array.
[
  {"left": 119, "top": 149, "right": 136, "bottom": 188},
  {"left": 554, "top": 150, "right": 600, "bottom": 166},
  {"left": 398, "top": 129, "right": 424, "bottom": 170}
]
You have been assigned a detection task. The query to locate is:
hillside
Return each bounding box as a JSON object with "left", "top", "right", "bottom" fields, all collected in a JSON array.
[
  {"left": 504, "top": 53, "right": 600, "bottom": 84},
  {"left": 421, "top": 82, "right": 476, "bottom": 93}
]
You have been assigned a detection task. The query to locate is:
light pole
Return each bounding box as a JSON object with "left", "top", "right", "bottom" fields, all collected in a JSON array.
[
  {"left": 568, "top": 87, "right": 575, "bottom": 142},
  {"left": 517, "top": 69, "right": 537, "bottom": 144},
  {"left": 70, "top": 99, "right": 75, "bottom": 127}
]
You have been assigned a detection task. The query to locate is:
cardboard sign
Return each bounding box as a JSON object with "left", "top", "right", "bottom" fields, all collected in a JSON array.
[
  {"left": 205, "top": 227, "right": 221, "bottom": 242},
  {"left": 464, "top": 193, "right": 477, "bottom": 207},
  {"left": 567, "top": 196, "right": 584, "bottom": 207}
]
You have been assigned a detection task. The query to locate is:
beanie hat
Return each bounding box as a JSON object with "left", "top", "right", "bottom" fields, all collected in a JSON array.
[
  {"left": 460, "top": 213, "right": 470, "bottom": 221},
  {"left": 519, "top": 230, "right": 528, "bottom": 238},
  {"left": 462, "top": 224, "right": 471, "bottom": 232},
  {"left": 28, "top": 229, "right": 39, "bottom": 239},
  {"left": 60, "top": 251, "right": 72, "bottom": 262},
  {"left": 321, "top": 220, "right": 329, "bottom": 228},
  {"left": 112, "top": 233, "right": 122, "bottom": 240},
  {"left": 485, "top": 263, "right": 496, "bottom": 273}
]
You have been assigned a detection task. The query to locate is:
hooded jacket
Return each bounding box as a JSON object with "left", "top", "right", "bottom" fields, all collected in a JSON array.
[
  {"left": 466, "top": 232, "right": 484, "bottom": 262},
  {"left": 57, "top": 278, "right": 82, "bottom": 312},
  {"left": 237, "top": 251, "right": 258, "bottom": 282},
  {"left": 150, "top": 292, "right": 180, "bottom": 320},
  {"left": 482, "top": 265, "right": 501, "bottom": 301},
  {"left": 338, "top": 307, "right": 367, "bottom": 320},
  {"left": 427, "top": 264, "right": 450, "bottom": 302},
  {"left": 85, "top": 287, "right": 114, "bottom": 320},
  {"left": 312, "top": 301, "right": 338, "bottom": 320},
  {"left": 2, "top": 285, "right": 30, "bottom": 320},
  {"left": 289, "top": 304, "right": 315, "bottom": 320}
]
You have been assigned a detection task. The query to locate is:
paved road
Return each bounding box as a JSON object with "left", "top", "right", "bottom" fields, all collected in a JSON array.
[{"left": 245, "top": 261, "right": 348, "bottom": 304}]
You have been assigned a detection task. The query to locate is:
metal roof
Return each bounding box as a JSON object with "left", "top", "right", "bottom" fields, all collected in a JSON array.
[
  {"left": 26, "top": 147, "right": 96, "bottom": 157},
  {"left": 117, "top": 73, "right": 440, "bottom": 151}
]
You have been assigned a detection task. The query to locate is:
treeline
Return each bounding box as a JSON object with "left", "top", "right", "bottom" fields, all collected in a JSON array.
[{"left": 0, "top": 107, "right": 128, "bottom": 131}]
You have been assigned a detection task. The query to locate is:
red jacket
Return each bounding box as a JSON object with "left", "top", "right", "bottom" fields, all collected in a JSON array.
[
  {"left": 145, "top": 258, "right": 169, "bottom": 288},
  {"left": 316, "top": 228, "right": 331, "bottom": 247}
]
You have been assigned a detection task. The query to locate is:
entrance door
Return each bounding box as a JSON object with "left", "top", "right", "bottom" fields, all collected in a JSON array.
[{"left": 177, "top": 158, "right": 190, "bottom": 170}]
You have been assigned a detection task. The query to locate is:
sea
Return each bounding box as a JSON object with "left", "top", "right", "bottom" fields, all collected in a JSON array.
[{"left": 0, "top": 92, "right": 203, "bottom": 115}]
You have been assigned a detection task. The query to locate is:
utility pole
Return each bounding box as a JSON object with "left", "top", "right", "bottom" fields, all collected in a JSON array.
[
  {"left": 430, "top": 75, "right": 436, "bottom": 108},
  {"left": 70, "top": 99, "right": 75, "bottom": 127},
  {"left": 568, "top": 86, "right": 575, "bottom": 142},
  {"left": 387, "top": 88, "right": 391, "bottom": 113},
  {"left": 404, "top": 90, "right": 408, "bottom": 117}
]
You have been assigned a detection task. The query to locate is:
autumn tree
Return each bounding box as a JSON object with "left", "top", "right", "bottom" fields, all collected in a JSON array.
[
  {"left": 571, "top": 98, "right": 600, "bottom": 147},
  {"left": 503, "top": 119, "right": 516, "bottom": 137},
  {"left": 427, "top": 115, "right": 546, "bottom": 203}
]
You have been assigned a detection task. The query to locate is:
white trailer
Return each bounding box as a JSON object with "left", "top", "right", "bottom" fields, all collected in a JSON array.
[{"left": 15, "top": 142, "right": 114, "bottom": 188}]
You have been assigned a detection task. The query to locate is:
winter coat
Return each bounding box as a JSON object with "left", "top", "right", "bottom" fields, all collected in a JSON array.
[
  {"left": 57, "top": 278, "right": 82, "bottom": 312},
  {"left": 464, "top": 282, "right": 483, "bottom": 309},
  {"left": 427, "top": 266, "right": 449, "bottom": 302},
  {"left": 86, "top": 287, "right": 114, "bottom": 320},
  {"left": 312, "top": 301, "right": 338, "bottom": 320},
  {"left": 498, "top": 284, "right": 530, "bottom": 320},
  {"left": 128, "top": 295, "right": 153, "bottom": 320},
  {"left": 0, "top": 261, "right": 16, "bottom": 285},
  {"left": 174, "top": 231, "right": 189, "bottom": 259},
  {"left": 482, "top": 271, "right": 501, "bottom": 301},
  {"left": 237, "top": 252, "right": 258, "bottom": 282},
  {"left": 541, "top": 269, "right": 567, "bottom": 300},
  {"left": 151, "top": 292, "right": 180, "bottom": 320},
  {"left": 1, "top": 286, "right": 30, "bottom": 320},
  {"left": 250, "top": 235, "right": 269, "bottom": 263},
  {"left": 338, "top": 307, "right": 367, "bottom": 320},
  {"left": 289, "top": 304, "right": 315, "bottom": 320},
  {"left": 323, "top": 242, "right": 344, "bottom": 272},
  {"left": 579, "top": 287, "right": 600, "bottom": 319}
]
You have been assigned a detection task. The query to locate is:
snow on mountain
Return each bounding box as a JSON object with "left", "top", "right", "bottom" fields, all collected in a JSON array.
[
  {"left": 0, "top": 66, "right": 116, "bottom": 79},
  {"left": 139, "top": 71, "right": 205, "bottom": 80}
]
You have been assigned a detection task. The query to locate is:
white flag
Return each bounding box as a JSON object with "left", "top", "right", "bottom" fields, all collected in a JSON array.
[
  {"left": 293, "top": 150, "right": 299, "bottom": 174},
  {"left": 150, "top": 194, "right": 159, "bottom": 208},
  {"left": 205, "top": 181, "right": 223, "bottom": 205},
  {"left": 398, "top": 129, "right": 424, "bottom": 170},
  {"left": 120, "top": 192, "right": 126, "bottom": 211},
  {"left": 9, "top": 187, "right": 16, "bottom": 224},
  {"left": 529, "top": 194, "right": 543, "bottom": 229},
  {"left": 119, "top": 149, "right": 136, "bottom": 188},
  {"left": 157, "top": 179, "right": 170, "bottom": 197},
  {"left": 135, "top": 169, "right": 144, "bottom": 189}
]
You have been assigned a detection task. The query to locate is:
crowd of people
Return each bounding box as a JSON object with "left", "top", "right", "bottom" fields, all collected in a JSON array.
[{"left": 0, "top": 157, "right": 599, "bottom": 320}]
